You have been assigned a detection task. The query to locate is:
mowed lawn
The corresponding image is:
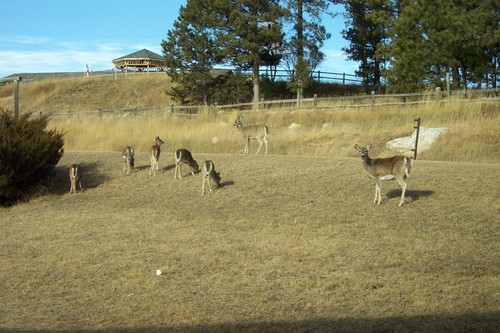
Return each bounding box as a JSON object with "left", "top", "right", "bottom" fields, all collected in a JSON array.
[{"left": 1, "top": 151, "right": 499, "bottom": 333}]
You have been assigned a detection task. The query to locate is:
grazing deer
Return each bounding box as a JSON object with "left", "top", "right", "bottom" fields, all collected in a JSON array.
[
  {"left": 69, "top": 164, "right": 82, "bottom": 194},
  {"left": 174, "top": 149, "right": 200, "bottom": 179},
  {"left": 150, "top": 136, "right": 165, "bottom": 176},
  {"left": 233, "top": 115, "right": 269, "bottom": 155},
  {"left": 201, "top": 160, "right": 221, "bottom": 195},
  {"left": 122, "top": 146, "right": 135, "bottom": 174},
  {"left": 354, "top": 144, "right": 414, "bottom": 207}
]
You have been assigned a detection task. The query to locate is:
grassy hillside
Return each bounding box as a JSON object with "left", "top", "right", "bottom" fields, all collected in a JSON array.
[
  {"left": 1, "top": 151, "right": 499, "bottom": 332},
  {"left": 1, "top": 75, "right": 498, "bottom": 164},
  {"left": 0, "top": 74, "right": 173, "bottom": 114}
]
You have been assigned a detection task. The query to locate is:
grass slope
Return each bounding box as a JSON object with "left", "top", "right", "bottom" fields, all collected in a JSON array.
[{"left": 1, "top": 151, "right": 499, "bottom": 332}]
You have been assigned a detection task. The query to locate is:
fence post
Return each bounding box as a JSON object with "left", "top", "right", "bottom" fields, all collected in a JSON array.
[
  {"left": 446, "top": 72, "right": 450, "bottom": 99},
  {"left": 0, "top": 76, "right": 22, "bottom": 118},
  {"left": 170, "top": 104, "right": 174, "bottom": 113},
  {"left": 343, "top": 73, "right": 346, "bottom": 85},
  {"left": 317, "top": 70, "right": 321, "bottom": 83},
  {"left": 435, "top": 87, "right": 441, "bottom": 101},
  {"left": 371, "top": 91, "right": 375, "bottom": 112},
  {"left": 411, "top": 117, "right": 421, "bottom": 160},
  {"left": 313, "top": 94, "right": 318, "bottom": 109},
  {"left": 13, "top": 78, "right": 21, "bottom": 118},
  {"left": 260, "top": 97, "right": 264, "bottom": 110}
]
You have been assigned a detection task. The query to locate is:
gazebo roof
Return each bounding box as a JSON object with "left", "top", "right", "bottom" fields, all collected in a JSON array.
[
  {"left": 112, "top": 49, "right": 166, "bottom": 70},
  {"left": 112, "top": 49, "right": 164, "bottom": 62}
]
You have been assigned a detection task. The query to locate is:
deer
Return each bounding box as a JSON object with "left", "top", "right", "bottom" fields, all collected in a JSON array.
[
  {"left": 174, "top": 149, "right": 200, "bottom": 179},
  {"left": 354, "top": 144, "right": 414, "bottom": 207},
  {"left": 122, "top": 146, "right": 135, "bottom": 174},
  {"left": 69, "top": 164, "right": 82, "bottom": 194},
  {"left": 150, "top": 136, "right": 165, "bottom": 176},
  {"left": 233, "top": 115, "right": 269, "bottom": 155},
  {"left": 201, "top": 160, "right": 221, "bottom": 195}
]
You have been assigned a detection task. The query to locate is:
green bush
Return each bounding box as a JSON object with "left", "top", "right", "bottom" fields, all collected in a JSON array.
[{"left": 0, "top": 108, "right": 64, "bottom": 206}]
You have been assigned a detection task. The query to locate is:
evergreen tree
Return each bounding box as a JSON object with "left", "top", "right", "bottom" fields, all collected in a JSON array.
[
  {"left": 283, "top": 0, "right": 333, "bottom": 98},
  {"left": 340, "top": 0, "right": 394, "bottom": 92},
  {"left": 386, "top": 0, "right": 499, "bottom": 92},
  {"left": 162, "top": 0, "right": 286, "bottom": 105}
]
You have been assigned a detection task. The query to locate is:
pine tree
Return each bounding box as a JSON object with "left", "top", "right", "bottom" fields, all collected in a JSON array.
[
  {"left": 340, "top": 0, "right": 394, "bottom": 92},
  {"left": 283, "top": 0, "right": 333, "bottom": 98},
  {"left": 386, "top": 0, "right": 499, "bottom": 92},
  {"left": 162, "top": 0, "right": 286, "bottom": 105}
]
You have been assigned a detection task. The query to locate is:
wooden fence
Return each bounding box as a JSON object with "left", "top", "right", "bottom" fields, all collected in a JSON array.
[{"left": 49, "top": 87, "right": 499, "bottom": 118}]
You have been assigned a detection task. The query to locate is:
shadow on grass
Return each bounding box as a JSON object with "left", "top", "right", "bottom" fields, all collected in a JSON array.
[
  {"left": 52, "top": 161, "right": 110, "bottom": 195},
  {"left": 220, "top": 180, "right": 235, "bottom": 188},
  {"left": 2, "top": 312, "right": 498, "bottom": 333},
  {"left": 387, "top": 189, "right": 435, "bottom": 202}
]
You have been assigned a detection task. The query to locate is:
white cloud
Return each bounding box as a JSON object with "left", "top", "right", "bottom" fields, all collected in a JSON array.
[{"left": 0, "top": 36, "right": 156, "bottom": 76}]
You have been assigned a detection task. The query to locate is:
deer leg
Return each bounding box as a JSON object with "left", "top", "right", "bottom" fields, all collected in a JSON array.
[
  {"left": 255, "top": 138, "right": 263, "bottom": 155},
  {"left": 396, "top": 176, "right": 407, "bottom": 207},
  {"left": 375, "top": 177, "right": 382, "bottom": 204},
  {"left": 263, "top": 137, "right": 268, "bottom": 154},
  {"left": 201, "top": 175, "right": 206, "bottom": 195},
  {"left": 244, "top": 139, "right": 250, "bottom": 155}
]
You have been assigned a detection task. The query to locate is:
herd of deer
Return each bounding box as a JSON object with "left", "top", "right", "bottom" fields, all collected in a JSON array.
[{"left": 68, "top": 116, "right": 414, "bottom": 206}]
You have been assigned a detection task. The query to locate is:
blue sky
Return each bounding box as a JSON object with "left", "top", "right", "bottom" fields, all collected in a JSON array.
[{"left": 0, "top": 0, "right": 358, "bottom": 78}]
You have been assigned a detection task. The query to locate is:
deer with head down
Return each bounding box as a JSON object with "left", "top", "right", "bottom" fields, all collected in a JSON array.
[
  {"left": 201, "top": 160, "right": 221, "bottom": 195},
  {"left": 174, "top": 148, "right": 200, "bottom": 179}
]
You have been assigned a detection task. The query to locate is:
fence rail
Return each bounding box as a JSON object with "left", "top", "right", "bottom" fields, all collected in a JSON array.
[
  {"left": 9, "top": 67, "right": 362, "bottom": 85},
  {"left": 48, "top": 87, "right": 499, "bottom": 118}
]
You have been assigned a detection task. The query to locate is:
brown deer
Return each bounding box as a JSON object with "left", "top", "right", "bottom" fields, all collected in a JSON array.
[
  {"left": 354, "top": 144, "right": 414, "bottom": 207},
  {"left": 233, "top": 115, "right": 269, "bottom": 155},
  {"left": 150, "top": 136, "right": 165, "bottom": 176},
  {"left": 201, "top": 160, "right": 221, "bottom": 195},
  {"left": 69, "top": 164, "right": 82, "bottom": 194},
  {"left": 122, "top": 146, "right": 135, "bottom": 174},
  {"left": 174, "top": 149, "right": 200, "bottom": 179}
]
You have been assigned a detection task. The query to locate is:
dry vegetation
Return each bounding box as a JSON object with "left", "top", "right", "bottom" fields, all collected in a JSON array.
[
  {"left": 0, "top": 76, "right": 499, "bottom": 332},
  {"left": 1, "top": 151, "right": 499, "bottom": 332}
]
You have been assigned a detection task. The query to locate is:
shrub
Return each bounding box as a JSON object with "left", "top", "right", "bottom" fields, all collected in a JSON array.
[{"left": 0, "top": 108, "right": 64, "bottom": 206}]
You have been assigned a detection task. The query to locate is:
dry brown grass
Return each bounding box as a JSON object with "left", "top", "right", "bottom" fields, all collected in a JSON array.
[{"left": 1, "top": 151, "right": 499, "bottom": 332}]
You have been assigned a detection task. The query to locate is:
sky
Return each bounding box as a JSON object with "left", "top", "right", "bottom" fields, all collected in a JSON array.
[{"left": 0, "top": 0, "right": 359, "bottom": 78}]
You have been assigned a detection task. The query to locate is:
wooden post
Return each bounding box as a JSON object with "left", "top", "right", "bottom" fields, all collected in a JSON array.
[
  {"left": 13, "top": 79, "right": 20, "bottom": 118},
  {"left": 371, "top": 91, "right": 375, "bottom": 112},
  {"left": 0, "top": 76, "right": 22, "bottom": 118},
  {"left": 411, "top": 117, "right": 421, "bottom": 160},
  {"left": 435, "top": 87, "right": 441, "bottom": 101}
]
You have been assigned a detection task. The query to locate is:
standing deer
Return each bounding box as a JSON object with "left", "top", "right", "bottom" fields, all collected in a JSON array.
[
  {"left": 233, "top": 115, "right": 269, "bottom": 155},
  {"left": 174, "top": 149, "right": 200, "bottom": 179},
  {"left": 201, "top": 160, "right": 221, "bottom": 195},
  {"left": 69, "top": 164, "right": 82, "bottom": 194},
  {"left": 150, "top": 136, "right": 165, "bottom": 176},
  {"left": 122, "top": 146, "right": 135, "bottom": 174},
  {"left": 354, "top": 144, "right": 414, "bottom": 207}
]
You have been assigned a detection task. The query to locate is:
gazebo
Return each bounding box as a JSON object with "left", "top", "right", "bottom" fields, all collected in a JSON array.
[{"left": 112, "top": 49, "right": 166, "bottom": 74}]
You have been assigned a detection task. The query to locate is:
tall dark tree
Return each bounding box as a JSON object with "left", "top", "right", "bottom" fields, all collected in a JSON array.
[
  {"left": 283, "top": 0, "right": 333, "bottom": 98},
  {"left": 386, "top": 0, "right": 500, "bottom": 92},
  {"left": 162, "top": 0, "right": 286, "bottom": 105},
  {"left": 340, "top": 0, "right": 394, "bottom": 92},
  {"left": 161, "top": 0, "right": 219, "bottom": 104}
]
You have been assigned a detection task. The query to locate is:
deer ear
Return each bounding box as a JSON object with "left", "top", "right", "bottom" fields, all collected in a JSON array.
[
  {"left": 366, "top": 144, "right": 372, "bottom": 150},
  {"left": 354, "top": 144, "right": 360, "bottom": 151}
]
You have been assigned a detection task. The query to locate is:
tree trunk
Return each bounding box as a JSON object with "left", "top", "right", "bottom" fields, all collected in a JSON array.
[{"left": 252, "top": 62, "right": 260, "bottom": 108}]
